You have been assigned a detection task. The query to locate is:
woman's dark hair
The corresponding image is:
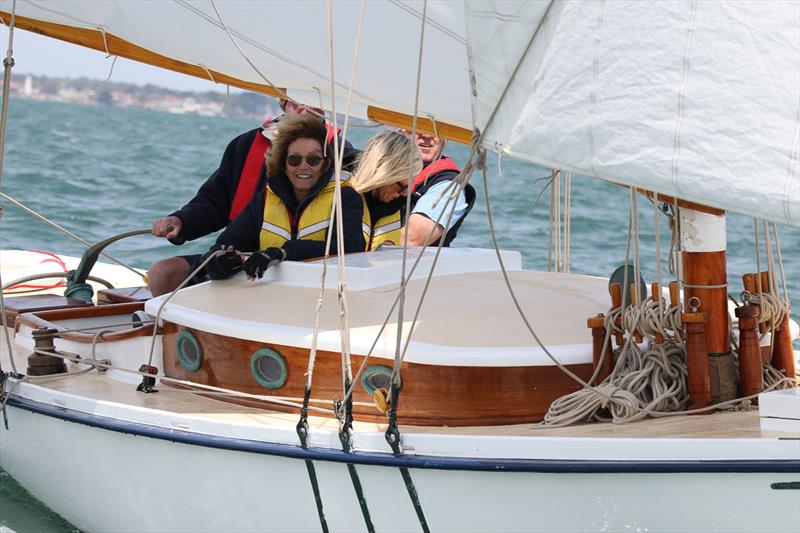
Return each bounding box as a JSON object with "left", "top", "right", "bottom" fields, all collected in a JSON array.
[{"left": 267, "top": 113, "right": 332, "bottom": 176}]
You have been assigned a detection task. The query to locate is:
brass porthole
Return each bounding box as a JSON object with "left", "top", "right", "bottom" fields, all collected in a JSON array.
[
  {"left": 251, "top": 348, "right": 288, "bottom": 389},
  {"left": 176, "top": 330, "right": 202, "bottom": 372}
]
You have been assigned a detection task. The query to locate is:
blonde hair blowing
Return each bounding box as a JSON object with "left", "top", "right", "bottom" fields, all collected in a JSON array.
[{"left": 351, "top": 131, "right": 423, "bottom": 193}]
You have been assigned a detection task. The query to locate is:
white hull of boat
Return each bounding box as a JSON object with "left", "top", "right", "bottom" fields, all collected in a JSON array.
[{"left": 2, "top": 383, "right": 798, "bottom": 533}]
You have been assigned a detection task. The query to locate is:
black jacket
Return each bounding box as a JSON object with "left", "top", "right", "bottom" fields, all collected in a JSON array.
[
  {"left": 170, "top": 123, "right": 359, "bottom": 244},
  {"left": 205, "top": 169, "right": 365, "bottom": 279}
]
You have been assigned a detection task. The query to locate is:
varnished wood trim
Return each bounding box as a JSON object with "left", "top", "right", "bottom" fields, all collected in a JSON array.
[
  {"left": 367, "top": 107, "right": 473, "bottom": 145},
  {"left": 0, "top": 12, "right": 284, "bottom": 98},
  {"left": 162, "top": 324, "right": 593, "bottom": 426},
  {"left": 644, "top": 191, "right": 725, "bottom": 216},
  {"left": 17, "top": 302, "right": 156, "bottom": 343}
]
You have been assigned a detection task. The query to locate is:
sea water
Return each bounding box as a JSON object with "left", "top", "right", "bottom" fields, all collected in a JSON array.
[{"left": 0, "top": 98, "right": 798, "bottom": 531}]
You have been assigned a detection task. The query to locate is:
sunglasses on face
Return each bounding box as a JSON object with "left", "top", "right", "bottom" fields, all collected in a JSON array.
[{"left": 287, "top": 154, "right": 325, "bottom": 167}]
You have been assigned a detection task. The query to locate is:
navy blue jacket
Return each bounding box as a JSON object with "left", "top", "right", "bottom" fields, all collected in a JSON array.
[{"left": 205, "top": 169, "right": 365, "bottom": 279}]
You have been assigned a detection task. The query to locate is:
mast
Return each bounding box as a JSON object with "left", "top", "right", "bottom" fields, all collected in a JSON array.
[{"left": 679, "top": 208, "right": 737, "bottom": 403}]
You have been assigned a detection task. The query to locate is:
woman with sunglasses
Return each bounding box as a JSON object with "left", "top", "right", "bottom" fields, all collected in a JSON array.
[{"left": 204, "top": 113, "right": 365, "bottom": 280}]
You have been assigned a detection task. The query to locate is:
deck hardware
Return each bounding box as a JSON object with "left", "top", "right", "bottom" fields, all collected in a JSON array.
[
  {"left": 176, "top": 330, "right": 202, "bottom": 372},
  {"left": 64, "top": 228, "right": 150, "bottom": 303},
  {"left": 296, "top": 387, "right": 329, "bottom": 533},
  {"left": 136, "top": 364, "right": 159, "bottom": 393},
  {"left": 250, "top": 348, "right": 287, "bottom": 389},
  {"left": 27, "top": 327, "right": 66, "bottom": 376}
]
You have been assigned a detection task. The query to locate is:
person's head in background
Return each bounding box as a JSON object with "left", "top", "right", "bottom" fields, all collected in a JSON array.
[{"left": 400, "top": 129, "right": 446, "bottom": 164}]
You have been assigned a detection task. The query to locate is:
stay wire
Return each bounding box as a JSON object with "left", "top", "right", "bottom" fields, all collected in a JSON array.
[
  {"left": 382, "top": 2, "right": 432, "bottom": 529},
  {"left": 0, "top": 1, "right": 19, "bottom": 376},
  {"left": 324, "top": 3, "right": 375, "bottom": 532},
  {"left": 0, "top": 192, "right": 146, "bottom": 279}
]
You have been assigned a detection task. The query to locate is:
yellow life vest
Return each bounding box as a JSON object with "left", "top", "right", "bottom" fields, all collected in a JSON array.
[
  {"left": 259, "top": 172, "right": 351, "bottom": 249},
  {"left": 362, "top": 197, "right": 403, "bottom": 251}
]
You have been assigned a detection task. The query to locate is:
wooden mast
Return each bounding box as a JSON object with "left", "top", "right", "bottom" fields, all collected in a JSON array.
[{"left": 679, "top": 208, "right": 737, "bottom": 403}]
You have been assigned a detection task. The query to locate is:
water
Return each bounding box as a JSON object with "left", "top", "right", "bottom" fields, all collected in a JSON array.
[{"left": 0, "top": 99, "right": 798, "bottom": 531}]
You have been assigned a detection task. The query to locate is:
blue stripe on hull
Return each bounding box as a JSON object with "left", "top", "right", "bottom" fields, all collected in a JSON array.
[{"left": 7, "top": 395, "right": 800, "bottom": 474}]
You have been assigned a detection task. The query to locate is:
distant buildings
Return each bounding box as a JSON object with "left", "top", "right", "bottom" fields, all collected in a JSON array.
[{"left": 9, "top": 73, "right": 281, "bottom": 119}]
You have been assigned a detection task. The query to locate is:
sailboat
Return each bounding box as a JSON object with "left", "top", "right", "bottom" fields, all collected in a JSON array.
[{"left": 1, "top": 1, "right": 798, "bottom": 531}]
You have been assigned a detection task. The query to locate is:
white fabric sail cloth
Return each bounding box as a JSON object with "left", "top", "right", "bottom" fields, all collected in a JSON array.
[{"left": 3, "top": 0, "right": 798, "bottom": 226}]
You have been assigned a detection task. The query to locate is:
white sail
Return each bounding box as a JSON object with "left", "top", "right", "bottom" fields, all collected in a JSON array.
[
  {"left": 466, "top": 0, "right": 800, "bottom": 226},
  {"left": 2, "top": 0, "right": 798, "bottom": 225}
]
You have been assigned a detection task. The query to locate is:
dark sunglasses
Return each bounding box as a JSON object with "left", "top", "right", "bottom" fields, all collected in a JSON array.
[{"left": 287, "top": 154, "right": 325, "bottom": 167}]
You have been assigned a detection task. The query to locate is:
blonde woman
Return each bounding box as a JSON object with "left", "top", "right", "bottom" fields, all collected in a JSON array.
[{"left": 351, "top": 131, "right": 423, "bottom": 249}]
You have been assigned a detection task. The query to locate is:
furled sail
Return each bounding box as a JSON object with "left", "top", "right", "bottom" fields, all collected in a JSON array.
[{"left": 1, "top": 0, "right": 798, "bottom": 226}]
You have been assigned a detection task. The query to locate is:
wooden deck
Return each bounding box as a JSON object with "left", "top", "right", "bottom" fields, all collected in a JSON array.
[{"left": 30, "top": 372, "right": 783, "bottom": 440}]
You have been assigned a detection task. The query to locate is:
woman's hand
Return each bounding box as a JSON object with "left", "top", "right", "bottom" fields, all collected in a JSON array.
[
  {"left": 211, "top": 245, "right": 244, "bottom": 278},
  {"left": 243, "top": 247, "right": 286, "bottom": 280}
]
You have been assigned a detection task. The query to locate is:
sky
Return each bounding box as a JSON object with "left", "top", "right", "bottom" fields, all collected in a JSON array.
[{"left": 2, "top": 25, "right": 230, "bottom": 93}]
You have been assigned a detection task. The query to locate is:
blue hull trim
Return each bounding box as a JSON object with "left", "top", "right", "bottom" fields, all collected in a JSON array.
[{"left": 7, "top": 394, "right": 800, "bottom": 474}]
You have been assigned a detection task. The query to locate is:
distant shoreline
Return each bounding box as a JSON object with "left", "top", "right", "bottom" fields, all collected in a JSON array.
[{"left": 9, "top": 72, "right": 280, "bottom": 119}]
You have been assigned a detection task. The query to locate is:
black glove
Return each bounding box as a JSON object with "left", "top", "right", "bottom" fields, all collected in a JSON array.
[
  {"left": 243, "top": 247, "right": 286, "bottom": 279},
  {"left": 210, "top": 246, "right": 243, "bottom": 278}
]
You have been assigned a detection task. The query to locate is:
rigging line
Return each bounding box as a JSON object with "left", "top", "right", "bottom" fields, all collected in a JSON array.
[
  {"left": 771, "top": 223, "right": 789, "bottom": 304},
  {"left": 0, "top": 192, "right": 146, "bottom": 279},
  {"left": 470, "top": 0, "right": 555, "bottom": 148},
  {"left": 145, "top": 251, "right": 222, "bottom": 367},
  {"left": 298, "top": 2, "right": 368, "bottom": 529},
  {"left": 198, "top": 64, "right": 217, "bottom": 84},
  {"left": 525, "top": 173, "right": 555, "bottom": 217},
  {"left": 185, "top": 0, "right": 368, "bottom": 101},
  {"left": 548, "top": 170, "right": 554, "bottom": 271},
  {"left": 653, "top": 194, "right": 664, "bottom": 320},
  {"left": 633, "top": 188, "right": 641, "bottom": 306},
  {"left": 0, "top": 0, "right": 19, "bottom": 375},
  {"left": 324, "top": 4, "right": 374, "bottom": 533},
  {"left": 762, "top": 220, "right": 780, "bottom": 353},
  {"left": 324, "top": 0, "right": 353, "bottom": 403},
  {"left": 388, "top": 0, "right": 466, "bottom": 45},
  {"left": 480, "top": 160, "right": 607, "bottom": 394},
  {"left": 395, "top": 0, "right": 431, "bottom": 388},
  {"left": 19, "top": 0, "right": 94, "bottom": 27},
  {"left": 92, "top": 53, "right": 117, "bottom": 95},
  {"left": 206, "top": 0, "right": 291, "bottom": 105},
  {"left": 341, "top": 169, "right": 470, "bottom": 405},
  {"left": 397, "top": 179, "right": 467, "bottom": 368},
  {"left": 380, "top": 2, "right": 432, "bottom": 530},
  {"left": 753, "top": 218, "right": 763, "bottom": 296}
]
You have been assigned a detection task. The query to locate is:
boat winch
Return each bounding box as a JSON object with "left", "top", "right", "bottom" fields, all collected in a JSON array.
[{"left": 26, "top": 327, "right": 66, "bottom": 376}]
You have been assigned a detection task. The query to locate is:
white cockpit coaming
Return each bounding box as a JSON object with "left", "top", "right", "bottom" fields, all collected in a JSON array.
[{"left": 146, "top": 248, "right": 603, "bottom": 366}]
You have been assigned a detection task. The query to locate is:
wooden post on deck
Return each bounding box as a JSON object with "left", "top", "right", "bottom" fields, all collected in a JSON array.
[
  {"left": 610, "top": 283, "right": 623, "bottom": 347},
  {"left": 749, "top": 271, "right": 796, "bottom": 380},
  {"left": 587, "top": 314, "right": 614, "bottom": 385},
  {"left": 736, "top": 301, "right": 763, "bottom": 403},
  {"left": 683, "top": 309, "right": 712, "bottom": 412},
  {"left": 772, "top": 316, "right": 796, "bottom": 380},
  {"left": 651, "top": 282, "right": 663, "bottom": 344}
]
